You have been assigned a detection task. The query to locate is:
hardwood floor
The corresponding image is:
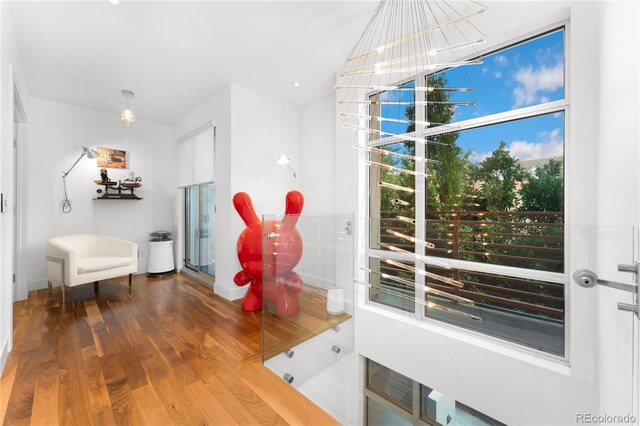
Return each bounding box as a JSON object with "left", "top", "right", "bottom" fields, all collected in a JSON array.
[
  {"left": 0, "top": 273, "right": 339, "bottom": 426},
  {"left": 263, "top": 286, "right": 351, "bottom": 360}
]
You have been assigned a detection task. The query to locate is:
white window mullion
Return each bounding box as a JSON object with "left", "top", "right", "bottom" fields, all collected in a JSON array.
[{"left": 414, "top": 74, "right": 427, "bottom": 320}]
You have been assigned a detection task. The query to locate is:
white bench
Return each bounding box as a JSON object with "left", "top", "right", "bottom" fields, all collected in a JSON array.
[{"left": 47, "top": 234, "right": 138, "bottom": 303}]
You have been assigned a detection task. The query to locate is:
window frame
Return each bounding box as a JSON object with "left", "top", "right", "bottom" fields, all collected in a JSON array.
[
  {"left": 364, "top": 358, "right": 505, "bottom": 426},
  {"left": 364, "top": 23, "right": 570, "bottom": 360}
]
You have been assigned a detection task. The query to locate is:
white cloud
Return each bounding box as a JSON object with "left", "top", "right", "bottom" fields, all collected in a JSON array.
[
  {"left": 481, "top": 67, "right": 489, "bottom": 75},
  {"left": 494, "top": 55, "right": 509, "bottom": 66},
  {"left": 512, "top": 61, "right": 563, "bottom": 107},
  {"left": 471, "top": 128, "right": 563, "bottom": 163},
  {"left": 493, "top": 71, "right": 502, "bottom": 79},
  {"left": 508, "top": 139, "right": 562, "bottom": 161},
  {"left": 553, "top": 112, "right": 563, "bottom": 118},
  {"left": 508, "top": 128, "right": 563, "bottom": 161},
  {"left": 539, "top": 96, "right": 550, "bottom": 103}
]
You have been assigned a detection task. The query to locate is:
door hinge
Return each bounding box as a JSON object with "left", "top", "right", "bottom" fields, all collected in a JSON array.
[{"left": 12, "top": 274, "right": 15, "bottom": 283}]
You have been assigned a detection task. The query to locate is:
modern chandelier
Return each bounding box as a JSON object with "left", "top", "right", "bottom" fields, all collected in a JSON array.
[
  {"left": 337, "top": 0, "right": 488, "bottom": 321},
  {"left": 337, "top": 0, "right": 487, "bottom": 141}
]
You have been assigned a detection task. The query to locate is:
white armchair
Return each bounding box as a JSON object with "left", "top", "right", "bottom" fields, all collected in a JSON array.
[{"left": 47, "top": 234, "right": 138, "bottom": 303}]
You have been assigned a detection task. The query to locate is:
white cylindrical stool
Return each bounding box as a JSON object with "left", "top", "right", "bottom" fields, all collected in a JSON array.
[{"left": 148, "top": 232, "right": 175, "bottom": 276}]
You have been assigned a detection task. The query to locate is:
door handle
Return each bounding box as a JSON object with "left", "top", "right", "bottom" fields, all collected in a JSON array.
[
  {"left": 573, "top": 263, "right": 639, "bottom": 318},
  {"left": 573, "top": 269, "right": 637, "bottom": 293},
  {"left": 618, "top": 303, "right": 638, "bottom": 315}
]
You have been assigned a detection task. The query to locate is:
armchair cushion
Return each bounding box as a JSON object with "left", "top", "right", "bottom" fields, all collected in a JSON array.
[
  {"left": 47, "top": 234, "right": 138, "bottom": 287},
  {"left": 77, "top": 256, "right": 133, "bottom": 274}
]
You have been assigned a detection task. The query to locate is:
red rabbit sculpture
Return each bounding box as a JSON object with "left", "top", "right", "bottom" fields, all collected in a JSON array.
[{"left": 233, "top": 191, "right": 304, "bottom": 316}]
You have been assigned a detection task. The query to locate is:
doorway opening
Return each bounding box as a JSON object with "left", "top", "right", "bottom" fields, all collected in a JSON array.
[
  {"left": 13, "top": 81, "right": 28, "bottom": 302},
  {"left": 184, "top": 182, "right": 215, "bottom": 282}
]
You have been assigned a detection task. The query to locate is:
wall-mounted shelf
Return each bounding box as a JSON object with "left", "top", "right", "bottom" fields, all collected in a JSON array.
[
  {"left": 93, "top": 195, "right": 143, "bottom": 201},
  {"left": 94, "top": 180, "right": 142, "bottom": 200}
]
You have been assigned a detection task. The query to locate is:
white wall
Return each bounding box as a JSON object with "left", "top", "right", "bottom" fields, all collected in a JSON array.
[
  {"left": 0, "top": 2, "right": 29, "bottom": 373},
  {"left": 26, "top": 98, "right": 176, "bottom": 291},
  {"left": 299, "top": 95, "right": 336, "bottom": 215},
  {"left": 173, "top": 83, "right": 301, "bottom": 300}
]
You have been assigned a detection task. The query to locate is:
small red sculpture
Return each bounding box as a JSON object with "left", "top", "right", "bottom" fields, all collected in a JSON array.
[{"left": 233, "top": 191, "right": 304, "bottom": 316}]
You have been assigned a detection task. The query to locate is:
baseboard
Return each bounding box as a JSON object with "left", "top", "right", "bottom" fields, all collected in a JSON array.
[
  {"left": 31, "top": 272, "right": 146, "bottom": 292},
  {"left": 214, "top": 283, "right": 248, "bottom": 301},
  {"left": 298, "top": 273, "right": 336, "bottom": 289},
  {"left": 30, "top": 278, "right": 49, "bottom": 291},
  {"left": 0, "top": 340, "right": 9, "bottom": 377}
]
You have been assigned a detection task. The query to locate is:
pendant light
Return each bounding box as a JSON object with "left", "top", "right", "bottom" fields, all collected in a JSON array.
[
  {"left": 336, "top": 0, "right": 487, "bottom": 144},
  {"left": 120, "top": 89, "right": 136, "bottom": 126}
]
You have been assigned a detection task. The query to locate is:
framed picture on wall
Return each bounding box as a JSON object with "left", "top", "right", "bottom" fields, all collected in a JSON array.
[{"left": 97, "top": 147, "right": 127, "bottom": 169}]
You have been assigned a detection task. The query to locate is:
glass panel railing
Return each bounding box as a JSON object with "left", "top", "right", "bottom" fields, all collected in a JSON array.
[{"left": 262, "top": 214, "right": 354, "bottom": 388}]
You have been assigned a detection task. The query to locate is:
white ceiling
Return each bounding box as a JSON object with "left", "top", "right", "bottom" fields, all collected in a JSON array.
[{"left": 8, "top": 1, "right": 379, "bottom": 125}]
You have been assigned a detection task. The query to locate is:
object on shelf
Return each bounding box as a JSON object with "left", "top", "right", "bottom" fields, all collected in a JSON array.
[
  {"left": 100, "top": 168, "right": 109, "bottom": 182},
  {"left": 94, "top": 174, "right": 143, "bottom": 200},
  {"left": 233, "top": 190, "right": 304, "bottom": 315},
  {"left": 326, "top": 288, "right": 345, "bottom": 314},
  {"left": 147, "top": 231, "right": 175, "bottom": 277},
  {"left": 123, "top": 171, "right": 142, "bottom": 185}
]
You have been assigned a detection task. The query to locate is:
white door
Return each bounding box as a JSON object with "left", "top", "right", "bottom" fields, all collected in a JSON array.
[{"left": 568, "top": 225, "right": 637, "bottom": 424}]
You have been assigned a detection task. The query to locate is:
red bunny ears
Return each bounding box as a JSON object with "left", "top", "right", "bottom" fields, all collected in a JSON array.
[
  {"left": 233, "top": 192, "right": 260, "bottom": 226},
  {"left": 233, "top": 191, "right": 304, "bottom": 226},
  {"left": 283, "top": 190, "right": 304, "bottom": 227}
]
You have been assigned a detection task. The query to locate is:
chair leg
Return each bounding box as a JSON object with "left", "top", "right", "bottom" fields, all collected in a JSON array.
[
  {"left": 129, "top": 273, "right": 133, "bottom": 287},
  {"left": 48, "top": 281, "right": 52, "bottom": 295},
  {"left": 94, "top": 281, "right": 99, "bottom": 295},
  {"left": 61, "top": 285, "right": 66, "bottom": 304}
]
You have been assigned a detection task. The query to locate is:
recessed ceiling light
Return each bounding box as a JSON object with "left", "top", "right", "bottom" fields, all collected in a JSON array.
[
  {"left": 292, "top": 81, "right": 300, "bottom": 87},
  {"left": 109, "top": 0, "right": 120, "bottom": 5}
]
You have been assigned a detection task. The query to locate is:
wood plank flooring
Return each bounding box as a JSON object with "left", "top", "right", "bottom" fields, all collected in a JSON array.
[
  {"left": 263, "top": 286, "right": 351, "bottom": 361},
  {"left": 0, "top": 273, "right": 339, "bottom": 426}
]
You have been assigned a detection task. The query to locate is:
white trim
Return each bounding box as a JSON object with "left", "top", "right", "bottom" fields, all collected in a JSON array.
[
  {"left": 367, "top": 248, "right": 566, "bottom": 285},
  {"left": 0, "top": 340, "right": 9, "bottom": 377},
  {"left": 29, "top": 278, "right": 49, "bottom": 291},
  {"left": 176, "top": 121, "right": 214, "bottom": 145},
  {"left": 13, "top": 73, "right": 29, "bottom": 302},
  {"left": 561, "top": 18, "right": 572, "bottom": 370},
  {"left": 298, "top": 272, "right": 335, "bottom": 290},
  {"left": 177, "top": 180, "right": 214, "bottom": 190},
  {"left": 414, "top": 77, "right": 427, "bottom": 320},
  {"left": 422, "top": 99, "right": 568, "bottom": 137},
  {"left": 359, "top": 298, "right": 570, "bottom": 371},
  {"left": 214, "top": 282, "right": 248, "bottom": 301}
]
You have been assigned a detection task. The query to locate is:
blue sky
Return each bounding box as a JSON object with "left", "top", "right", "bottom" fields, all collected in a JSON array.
[{"left": 378, "top": 29, "right": 565, "bottom": 163}]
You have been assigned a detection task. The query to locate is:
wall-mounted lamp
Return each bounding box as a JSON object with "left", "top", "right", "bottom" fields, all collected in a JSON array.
[
  {"left": 61, "top": 147, "right": 98, "bottom": 214},
  {"left": 120, "top": 89, "right": 135, "bottom": 126},
  {"left": 276, "top": 154, "right": 297, "bottom": 178}
]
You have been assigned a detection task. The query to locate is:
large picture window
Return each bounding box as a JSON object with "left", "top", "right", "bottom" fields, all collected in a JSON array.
[{"left": 368, "top": 28, "right": 566, "bottom": 355}]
